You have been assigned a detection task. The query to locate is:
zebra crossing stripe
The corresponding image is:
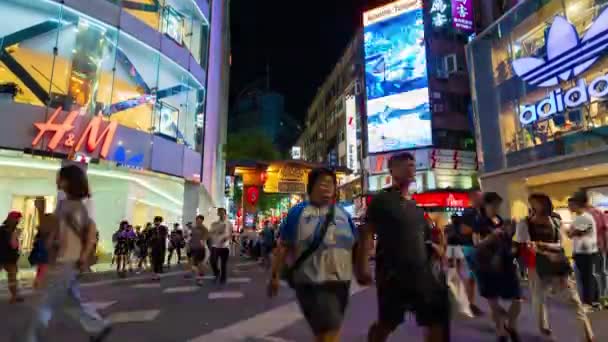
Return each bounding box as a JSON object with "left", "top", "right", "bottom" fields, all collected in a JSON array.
[{"left": 108, "top": 310, "right": 161, "bottom": 324}]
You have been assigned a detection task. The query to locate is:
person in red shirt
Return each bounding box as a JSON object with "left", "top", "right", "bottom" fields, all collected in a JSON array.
[{"left": 573, "top": 191, "right": 608, "bottom": 303}]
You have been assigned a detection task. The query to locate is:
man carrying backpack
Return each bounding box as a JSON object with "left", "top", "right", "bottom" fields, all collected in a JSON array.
[{"left": 0, "top": 211, "right": 23, "bottom": 304}]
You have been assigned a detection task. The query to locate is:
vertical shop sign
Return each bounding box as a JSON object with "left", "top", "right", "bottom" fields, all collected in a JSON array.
[
  {"left": 451, "top": 0, "right": 474, "bottom": 32},
  {"left": 345, "top": 96, "right": 359, "bottom": 173},
  {"left": 430, "top": 0, "right": 450, "bottom": 28}
]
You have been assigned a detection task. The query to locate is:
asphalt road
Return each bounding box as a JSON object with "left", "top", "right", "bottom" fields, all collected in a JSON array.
[{"left": 1, "top": 260, "right": 607, "bottom": 341}]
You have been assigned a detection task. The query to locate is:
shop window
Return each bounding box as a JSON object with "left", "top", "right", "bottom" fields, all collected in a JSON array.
[
  {"left": 120, "top": 0, "right": 162, "bottom": 31},
  {"left": 162, "top": 6, "right": 185, "bottom": 45},
  {"left": 50, "top": 8, "right": 120, "bottom": 116},
  {"left": 0, "top": 0, "right": 64, "bottom": 107},
  {"left": 156, "top": 55, "right": 203, "bottom": 148},
  {"left": 109, "top": 31, "right": 159, "bottom": 133},
  {"left": 154, "top": 100, "right": 180, "bottom": 139},
  {"left": 11, "top": 195, "right": 56, "bottom": 252}
]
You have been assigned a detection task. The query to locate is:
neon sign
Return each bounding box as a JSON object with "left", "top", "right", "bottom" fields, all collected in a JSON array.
[
  {"left": 32, "top": 107, "right": 118, "bottom": 159},
  {"left": 512, "top": 9, "right": 608, "bottom": 125},
  {"left": 430, "top": 0, "right": 449, "bottom": 28}
]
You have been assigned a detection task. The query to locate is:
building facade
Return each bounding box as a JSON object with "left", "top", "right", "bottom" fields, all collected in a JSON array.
[
  {"left": 0, "top": 0, "right": 229, "bottom": 254},
  {"left": 230, "top": 89, "right": 301, "bottom": 154},
  {"left": 468, "top": 0, "right": 608, "bottom": 222},
  {"left": 295, "top": 31, "right": 365, "bottom": 200}
]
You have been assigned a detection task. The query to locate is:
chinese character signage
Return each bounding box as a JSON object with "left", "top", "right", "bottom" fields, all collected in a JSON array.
[
  {"left": 451, "top": 0, "right": 474, "bottom": 32},
  {"left": 430, "top": 0, "right": 450, "bottom": 28},
  {"left": 345, "top": 96, "right": 359, "bottom": 173}
]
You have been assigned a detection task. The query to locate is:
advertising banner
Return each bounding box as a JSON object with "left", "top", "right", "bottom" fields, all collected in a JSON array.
[
  {"left": 451, "top": 0, "right": 474, "bottom": 32},
  {"left": 363, "top": 0, "right": 432, "bottom": 154},
  {"left": 345, "top": 96, "right": 359, "bottom": 173}
]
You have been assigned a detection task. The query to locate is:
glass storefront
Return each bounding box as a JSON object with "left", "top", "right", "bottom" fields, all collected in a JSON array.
[
  {"left": 0, "top": 150, "right": 185, "bottom": 254},
  {"left": 109, "top": 0, "right": 209, "bottom": 65},
  {"left": 0, "top": 0, "right": 206, "bottom": 150},
  {"left": 468, "top": 0, "right": 608, "bottom": 172}
]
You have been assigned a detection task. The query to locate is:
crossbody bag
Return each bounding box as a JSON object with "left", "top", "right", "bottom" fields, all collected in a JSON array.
[{"left": 281, "top": 206, "right": 335, "bottom": 288}]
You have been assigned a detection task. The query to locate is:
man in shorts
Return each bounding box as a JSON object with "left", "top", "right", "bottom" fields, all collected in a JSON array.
[
  {"left": 188, "top": 215, "right": 209, "bottom": 286},
  {"left": 360, "top": 152, "right": 450, "bottom": 342},
  {"left": 460, "top": 190, "right": 484, "bottom": 316}
]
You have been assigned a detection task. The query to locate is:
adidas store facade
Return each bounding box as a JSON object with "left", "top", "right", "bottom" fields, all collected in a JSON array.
[
  {"left": 0, "top": 0, "right": 228, "bottom": 256},
  {"left": 468, "top": 0, "right": 608, "bottom": 223}
]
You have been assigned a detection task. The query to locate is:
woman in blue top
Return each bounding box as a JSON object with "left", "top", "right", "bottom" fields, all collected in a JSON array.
[{"left": 268, "top": 168, "right": 365, "bottom": 342}]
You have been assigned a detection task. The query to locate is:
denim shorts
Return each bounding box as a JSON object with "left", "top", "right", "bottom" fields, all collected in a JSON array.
[{"left": 462, "top": 245, "right": 477, "bottom": 279}]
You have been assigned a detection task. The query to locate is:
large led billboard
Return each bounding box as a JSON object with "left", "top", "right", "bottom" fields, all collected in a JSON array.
[{"left": 363, "top": 0, "right": 432, "bottom": 154}]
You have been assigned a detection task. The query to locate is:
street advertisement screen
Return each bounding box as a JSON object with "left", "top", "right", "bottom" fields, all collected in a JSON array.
[{"left": 363, "top": 0, "right": 432, "bottom": 153}]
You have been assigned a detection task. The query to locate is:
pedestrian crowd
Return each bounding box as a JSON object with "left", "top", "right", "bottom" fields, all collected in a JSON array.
[
  {"left": 267, "top": 152, "right": 605, "bottom": 342},
  {"left": 0, "top": 163, "right": 237, "bottom": 341},
  {"left": 1, "top": 156, "right": 606, "bottom": 341}
]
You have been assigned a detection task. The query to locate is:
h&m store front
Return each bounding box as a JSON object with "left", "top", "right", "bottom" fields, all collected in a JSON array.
[
  {"left": 0, "top": 0, "right": 214, "bottom": 255},
  {"left": 468, "top": 0, "right": 608, "bottom": 223}
]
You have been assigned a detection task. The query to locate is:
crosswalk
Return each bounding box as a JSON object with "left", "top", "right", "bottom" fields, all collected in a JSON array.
[{"left": 1, "top": 259, "right": 348, "bottom": 341}]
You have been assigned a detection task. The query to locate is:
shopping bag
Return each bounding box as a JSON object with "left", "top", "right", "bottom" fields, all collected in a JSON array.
[{"left": 447, "top": 267, "right": 473, "bottom": 318}]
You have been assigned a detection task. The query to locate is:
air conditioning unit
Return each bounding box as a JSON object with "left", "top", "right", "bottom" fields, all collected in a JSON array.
[{"left": 445, "top": 54, "right": 458, "bottom": 74}]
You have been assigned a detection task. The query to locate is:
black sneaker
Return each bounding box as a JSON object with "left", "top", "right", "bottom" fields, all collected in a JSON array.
[
  {"left": 90, "top": 326, "right": 112, "bottom": 342},
  {"left": 470, "top": 304, "right": 484, "bottom": 316}
]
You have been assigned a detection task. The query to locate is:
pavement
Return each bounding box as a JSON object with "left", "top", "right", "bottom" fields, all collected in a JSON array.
[{"left": 0, "top": 259, "right": 607, "bottom": 341}]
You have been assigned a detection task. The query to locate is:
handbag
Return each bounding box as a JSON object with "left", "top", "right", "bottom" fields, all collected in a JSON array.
[
  {"left": 534, "top": 218, "right": 572, "bottom": 279},
  {"left": 281, "top": 206, "right": 335, "bottom": 288},
  {"left": 446, "top": 268, "right": 473, "bottom": 318}
]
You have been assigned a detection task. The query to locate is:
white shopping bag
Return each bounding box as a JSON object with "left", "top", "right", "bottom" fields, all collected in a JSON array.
[{"left": 447, "top": 267, "right": 473, "bottom": 319}]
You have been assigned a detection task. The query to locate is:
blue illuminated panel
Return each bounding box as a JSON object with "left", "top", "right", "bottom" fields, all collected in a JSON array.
[{"left": 363, "top": 0, "right": 432, "bottom": 154}]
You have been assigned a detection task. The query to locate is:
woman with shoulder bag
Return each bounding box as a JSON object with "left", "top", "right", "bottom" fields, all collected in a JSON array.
[
  {"left": 20, "top": 165, "right": 112, "bottom": 342},
  {"left": 473, "top": 192, "right": 522, "bottom": 342},
  {"left": 267, "top": 168, "right": 364, "bottom": 342},
  {"left": 515, "top": 193, "right": 594, "bottom": 342}
]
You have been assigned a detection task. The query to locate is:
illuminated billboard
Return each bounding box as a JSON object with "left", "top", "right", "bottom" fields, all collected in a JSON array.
[{"left": 363, "top": 0, "right": 432, "bottom": 153}]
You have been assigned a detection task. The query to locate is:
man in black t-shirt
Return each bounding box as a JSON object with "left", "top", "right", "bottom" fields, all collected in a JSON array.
[
  {"left": 150, "top": 216, "right": 168, "bottom": 280},
  {"left": 360, "top": 153, "right": 450, "bottom": 342}
]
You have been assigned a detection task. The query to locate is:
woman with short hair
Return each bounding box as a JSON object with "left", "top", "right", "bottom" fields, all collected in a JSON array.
[
  {"left": 268, "top": 168, "right": 364, "bottom": 342},
  {"left": 515, "top": 193, "right": 594, "bottom": 342},
  {"left": 21, "top": 165, "right": 111, "bottom": 342}
]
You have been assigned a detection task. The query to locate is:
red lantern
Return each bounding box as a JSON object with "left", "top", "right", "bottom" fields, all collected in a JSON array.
[
  {"left": 260, "top": 171, "right": 268, "bottom": 184},
  {"left": 246, "top": 187, "right": 260, "bottom": 206}
]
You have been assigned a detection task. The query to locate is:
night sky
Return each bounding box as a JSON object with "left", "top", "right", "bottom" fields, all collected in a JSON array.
[{"left": 229, "top": 0, "right": 388, "bottom": 122}]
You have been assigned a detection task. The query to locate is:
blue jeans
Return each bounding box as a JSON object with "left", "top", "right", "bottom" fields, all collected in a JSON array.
[{"left": 19, "top": 263, "right": 109, "bottom": 342}]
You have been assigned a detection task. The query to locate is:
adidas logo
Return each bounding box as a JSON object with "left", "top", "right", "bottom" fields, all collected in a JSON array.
[
  {"left": 512, "top": 8, "right": 608, "bottom": 87},
  {"left": 513, "top": 8, "right": 608, "bottom": 125}
]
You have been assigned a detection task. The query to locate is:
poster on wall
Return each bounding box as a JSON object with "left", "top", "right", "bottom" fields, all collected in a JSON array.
[
  {"left": 363, "top": 0, "right": 432, "bottom": 154},
  {"left": 155, "top": 102, "right": 179, "bottom": 139}
]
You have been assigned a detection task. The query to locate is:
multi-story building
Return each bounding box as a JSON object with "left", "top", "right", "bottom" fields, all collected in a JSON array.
[
  {"left": 356, "top": 0, "right": 480, "bottom": 224},
  {"left": 0, "top": 0, "right": 229, "bottom": 254},
  {"left": 295, "top": 31, "right": 365, "bottom": 200},
  {"left": 230, "top": 89, "right": 301, "bottom": 154},
  {"left": 468, "top": 0, "right": 608, "bottom": 222}
]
